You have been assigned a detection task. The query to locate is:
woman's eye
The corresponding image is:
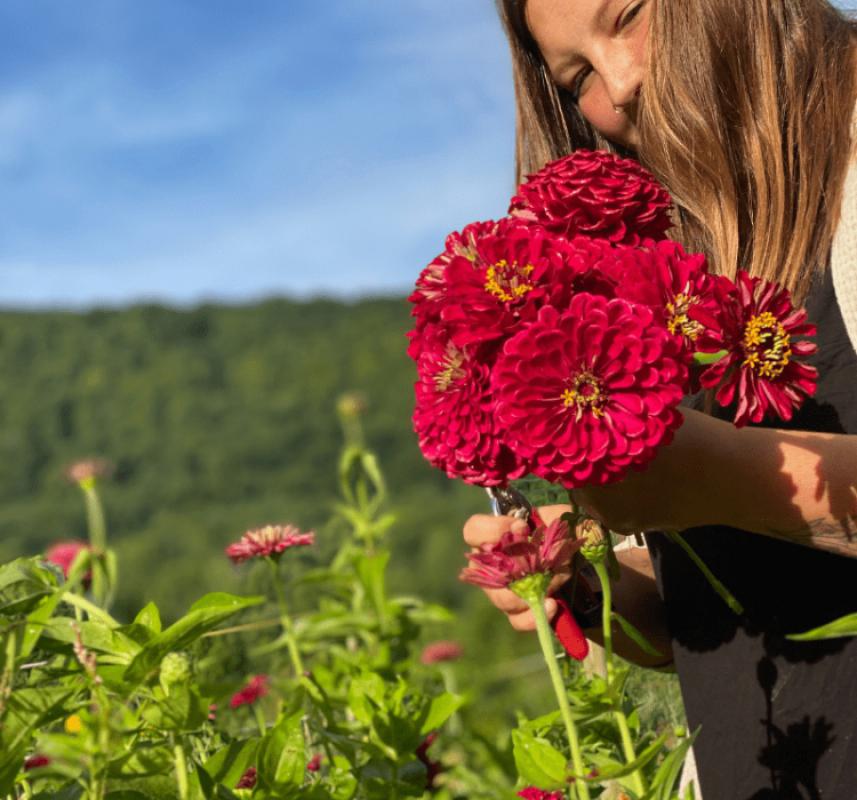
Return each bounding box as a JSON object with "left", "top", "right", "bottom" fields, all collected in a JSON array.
[
  {"left": 569, "top": 68, "right": 593, "bottom": 102},
  {"left": 619, "top": 2, "right": 644, "bottom": 29}
]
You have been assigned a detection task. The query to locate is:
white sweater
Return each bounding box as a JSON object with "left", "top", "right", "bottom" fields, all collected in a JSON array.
[{"left": 831, "top": 159, "right": 857, "bottom": 354}]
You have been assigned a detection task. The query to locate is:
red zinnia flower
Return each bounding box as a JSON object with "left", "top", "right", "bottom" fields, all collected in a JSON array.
[
  {"left": 509, "top": 150, "right": 673, "bottom": 246},
  {"left": 459, "top": 518, "right": 579, "bottom": 590},
  {"left": 695, "top": 271, "right": 817, "bottom": 427},
  {"left": 420, "top": 640, "right": 463, "bottom": 665},
  {"left": 518, "top": 789, "right": 565, "bottom": 800},
  {"left": 493, "top": 294, "right": 687, "bottom": 488},
  {"left": 229, "top": 674, "right": 269, "bottom": 709},
  {"left": 225, "top": 525, "right": 314, "bottom": 564},
  {"left": 235, "top": 766, "right": 257, "bottom": 790},
  {"left": 45, "top": 540, "right": 91, "bottom": 582},
  {"left": 23, "top": 754, "right": 51, "bottom": 771},
  {"left": 412, "top": 329, "right": 528, "bottom": 486},
  {"left": 306, "top": 754, "right": 323, "bottom": 772}
]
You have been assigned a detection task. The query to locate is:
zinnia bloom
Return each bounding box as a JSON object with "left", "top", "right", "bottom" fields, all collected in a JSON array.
[
  {"left": 459, "top": 518, "right": 579, "bottom": 590},
  {"left": 230, "top": 674, "right": 269, "bottom": 709},
  {"left": 235, "top": 766, "right": 257, "bottom": 790},
  {"left": 695, "top": 271, "right": 818, "bottom": 427},
  {"left": 306, "top": 754, "right": 323, "bottom": 772},
  {"left": 23, "top": 755, "right": 51, "bottom": 771},
  {"left": 493, "top": 294, "right": 687, "bottom": 487},
  {"left": 64, "top": 458, "right": 113, "bottom": 485},
  {"left": 45, "top": 540, "right": 91, "bottom": 582},
  {"left": 518, "top": 789, "right": 564, "bottom": 800},
  {"left": 509, "top": 149, "right": 673, "bottom": 246},
  {"left": 420, "top": 640, "right": 463, "bottom": 665},
  {"left": 412, "top": 329, "right": 528, "bottom": 486},
  {"left": 225, "top": 524, "right": 315, "bottom": 564}
]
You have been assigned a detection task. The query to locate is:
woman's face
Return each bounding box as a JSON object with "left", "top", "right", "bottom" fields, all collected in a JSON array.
[{"left": 525, "top": 0, "right": 651, "bottom": 151}]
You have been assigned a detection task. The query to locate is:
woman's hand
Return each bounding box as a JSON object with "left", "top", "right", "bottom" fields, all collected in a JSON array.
[{"left": 462, "top": 504, "right": 572, "bottom": 631}]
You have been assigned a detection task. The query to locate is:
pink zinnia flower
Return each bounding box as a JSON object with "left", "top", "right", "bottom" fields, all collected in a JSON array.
[
  {"left": 306, "top": 754, "right": 323, "bottom": 772},
  {"left": 64, "top": 458, "right": 113, "bottom": 485},
  {"left": 459, "top": 518, "right": 579, "bottom": 590},
  {"left": 23, "top": 754, "right": 51, "bottom": 771},
  {"left": 230, "top": 674, "right": 269, "bottom": 709},
  {"left": 420, "top": 640, "right": 463, "bottom": 665},
  {"left": 44, "top": 540, "right": 91, "bottom": 582},
  {"left": 518, "top": 789, "right": 565, "bottom": 800},
  {"left": 412, "top": 329, "right": 528, "bottom": 486},
  {"left": 493, "top": 294, "right": 687, "bottom": 488},
  {"left": 225, "top": 524, "right": 315, "bottom": 564},
  {"left": 235, "top": 766, "right": 257, "bottom": 790},
  {"left": 509, "top": 150, "right": 673, "bottom": 246},
  {"left": 695, "top": 271, "right": 818, "bottom": 427}
]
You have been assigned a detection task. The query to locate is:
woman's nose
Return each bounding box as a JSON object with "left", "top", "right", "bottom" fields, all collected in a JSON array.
[{"left": 604, "top": 74, "right": 642, "bottom": 112}]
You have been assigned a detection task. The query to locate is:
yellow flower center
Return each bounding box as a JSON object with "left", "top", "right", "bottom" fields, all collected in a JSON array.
[
  {"left": 484, "top": 260, "right": 535, "bottom": 303},
  {"left": 561, "top": 370, "right": 607, "bottom": 420},
  {"left": 666, "top": 292, "right": 703, "bottom": 340},
  {"left": 742, "top": 311, "right": 791, "bottom": 379},
  {"left": 434, "top": 345, "right": 467, "bottom": 392}
]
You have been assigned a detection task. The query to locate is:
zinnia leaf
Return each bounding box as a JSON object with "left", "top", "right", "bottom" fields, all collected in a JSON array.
[{"left": 787, "top": 612, "right": 857, "bottom": 642}]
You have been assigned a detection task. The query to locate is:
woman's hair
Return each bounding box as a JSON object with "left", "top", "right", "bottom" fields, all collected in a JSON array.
[{"left": 497, "top": 0, "right": 857, "bottom": 303}]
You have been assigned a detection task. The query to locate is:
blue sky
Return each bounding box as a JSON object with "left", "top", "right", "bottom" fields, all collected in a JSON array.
[{"left": 0, "top": 1, "right": 515, "bottom": 307}]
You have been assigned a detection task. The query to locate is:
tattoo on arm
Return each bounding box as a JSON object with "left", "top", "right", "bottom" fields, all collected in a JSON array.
[{"left": 763, "top": 515, "right": 857, "bottom": 557}]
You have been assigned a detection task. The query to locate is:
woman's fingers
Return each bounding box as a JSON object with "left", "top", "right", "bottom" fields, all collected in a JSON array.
[{"left": 463, "top": 514, "right": 528, "bottom": 547}]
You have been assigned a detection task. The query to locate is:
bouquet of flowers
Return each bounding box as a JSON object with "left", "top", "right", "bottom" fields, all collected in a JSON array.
[{"left": 407, "top": 149, "right": 819, "bottom": 799}]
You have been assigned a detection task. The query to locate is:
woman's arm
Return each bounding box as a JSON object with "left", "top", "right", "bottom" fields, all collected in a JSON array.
[{"left": 574, "top": 408, "right": 857, "bottom": 558}]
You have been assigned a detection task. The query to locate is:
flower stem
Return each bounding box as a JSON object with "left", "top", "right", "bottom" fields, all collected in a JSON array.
[
  {"left": 529, "top": 598, "right": 590, "bottom": 800},
  {"left": 172, "top": 737, "right": 189, "bottom": 800},
  {"left": 666, "top": 532, "right": 743, "bottom": 614},
  {"left": 253, "top": 703, "right": 268, "bottom": 737},
  {"left": 82, "top": 482, "right": 110, "bottom": 607},
  {"left": 592, "top": 561, "right": 646, "bottom": 798},
  {"left": 267, "top": 558, "right": 304, "bottom": 677}
]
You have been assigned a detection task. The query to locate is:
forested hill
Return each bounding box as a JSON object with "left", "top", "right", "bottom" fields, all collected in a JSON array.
[{"left": 0, "top": 298, "right": 484, "bottom": 619}]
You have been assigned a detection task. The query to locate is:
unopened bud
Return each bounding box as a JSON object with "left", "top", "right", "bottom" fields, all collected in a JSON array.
[
  {"left": 337, "top": 392, "right": 367, "bottom": 420},
  {"left": 579, "top": 519, "right": 609, "bottom": 564},
  {"left": 160, "top": 652, "right": 193, "bottom": 693}
]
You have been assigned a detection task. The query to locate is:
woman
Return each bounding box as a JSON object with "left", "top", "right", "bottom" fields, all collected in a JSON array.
[{"left": 464, "top": 0, "right": 857, "bottom": 796}]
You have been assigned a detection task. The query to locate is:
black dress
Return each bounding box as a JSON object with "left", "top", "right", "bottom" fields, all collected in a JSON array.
[{"left": 647, "top": 265, "right": 857, "bottom": 799}]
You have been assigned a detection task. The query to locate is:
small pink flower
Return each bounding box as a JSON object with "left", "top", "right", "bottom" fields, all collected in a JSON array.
[
  {"left": 225, "top": 525, "right": 314, "bottom": 564},
  {"left": 23, "top": 754, "right": 51, "bottom": 771},
  {"left": 517, "top": 789, "right": 565, "bottom": 800},
  {"left": 460, "top": 518, "right": 579, "bottom": 590},
  {"left": 493, "top": 294, "right": 687, "bottom": 488},
  {"left": 509, "top": 149, "right": 673, "bottom": 246},
  {"left": 207, "top": 703, "right": 217, "bottom": 722},
  {"left": 45, "top": 540, "right": 91, "bottom": 582},
  {"left": 235, "top": 766, "right": 257, "bottom": 790},
  {"left": 420, "top": 641, "right": 463, "bottom": 665},
  {"left": 64, "top": 458, "right": 113, "bottom": 484},
  {"left": 230, "top": 675, "right": 269, "bottom": 709},
  {"left": 695, "top": 271, "right": 818, "bottom": 426},
  {"left": 306, "top": 754, "right": 323, "bottom": 772}
]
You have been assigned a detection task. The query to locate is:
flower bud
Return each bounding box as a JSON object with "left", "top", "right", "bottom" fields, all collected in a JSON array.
[
  {"left": 160, "top": 652, "right": 193, "bottom": 693},
  {"left": 579, "top": 519, "right": 609, "bottom": 564}
]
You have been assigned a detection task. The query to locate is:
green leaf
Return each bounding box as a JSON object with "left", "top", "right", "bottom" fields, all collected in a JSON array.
[
  {"left": 511, "top": 729, "right": 568, "bottom": 790},
  {"left": 124, "top": 593, "right": 263, "bottom": 685},
  {"left": 419, "top": 692, "right": 464, "bottom": 736},
  {"left": 40, "top": 618, "right": 141, "bottom": 663},
  {"left": 667, "top": 532, "right": 744, "bottom": 615},
  {"left": 20, "top": 591, "right": 63, "bottom": 658},
  {"left": 787, "top": 612, "right": 857, "bottom": 641},
  {"left": 355, "top": 552, "right": 390, "bottom": 621},
  {"left": 204, "top": 739, "right": 260, "bottom": 788},
  {"left": 258, "top": 710, "right": 306, "bottom": 791},
  {"left": 649, "top": 729, "right": 699, "bottom": 800},
  {"left": 133, "top": 602, "right": 162, "bottom": 634},
  {"left": 612, "top": 612, "right": 663, "bottom": 658},
  {"left": 580, "top": 731, "right": 668, "bottom": 782},
  {"left": 0, "top": 558, "right": 58, "bottom": 616}
]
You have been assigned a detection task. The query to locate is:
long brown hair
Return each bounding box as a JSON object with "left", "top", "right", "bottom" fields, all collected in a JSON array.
[{"left": 497, "top": 0, "right": 857, "bottom": 303}]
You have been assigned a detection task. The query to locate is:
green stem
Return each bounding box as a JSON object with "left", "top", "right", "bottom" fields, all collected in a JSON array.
[
  {"left": 439, "top": 665, "right": 462, "bottom": 736},
  {"left": 667, "top": 532, "right": 744, "bottom": 614},
  {"left": 253, "top": 702, "right": 268, "bottom": 737},
  {"left": 592, "top": 562, "right": 646, "bottom": 798},
  {"left": 82, "top": 483, "right": 109, "bottom": 606},
  {"left": 267, "top": 559, "right": 304, "bottom": 677},
  {"left": 62, "top": 592, "right": 120, "bottom": 627},
  {"left": 172, "top": 737, "right": 189, "bottom": 800},
  {"left": 529, "top": 598, "right": 590, "bottom": 800}
]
